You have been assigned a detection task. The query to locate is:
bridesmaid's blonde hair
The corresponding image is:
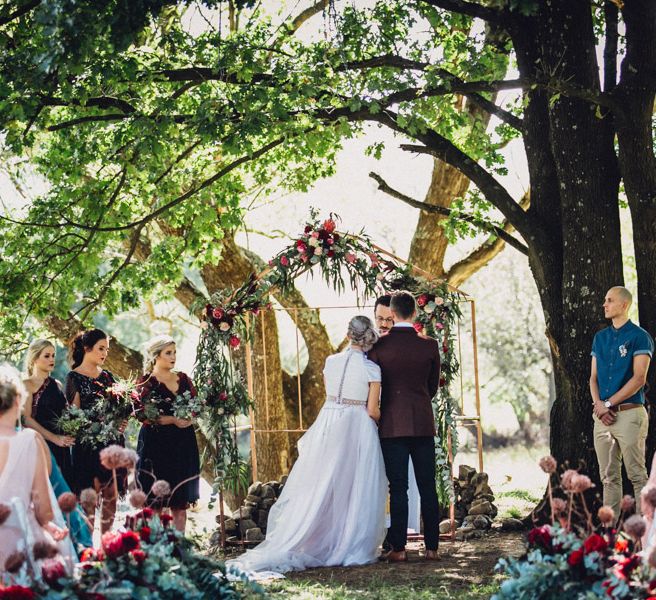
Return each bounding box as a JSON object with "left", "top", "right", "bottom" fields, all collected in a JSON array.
[
  {"left": 25, "top": 339, "right": 55, "bottom": 376},
  {"left": 143, "top": 335, "right": 176, "bottom": 373}
]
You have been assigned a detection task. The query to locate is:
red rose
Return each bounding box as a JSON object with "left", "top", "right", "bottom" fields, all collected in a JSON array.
[
  {"left": 229, "top": 335, "right": 240, "bottom": 349},
  {"left": 142, "top": 507, "right": 153, "bottom": 519},
  {"left": 527, "top": 525, "right": 552, "bottom": 550},
  {"left": 304, "top": 225, "right": 312, "bottom": 234},
  {"left": 323, "top": 219, "right": 336, "bottom": 233},
  {"left": 139, "top": 526, "right": 151, "bottom": 542},
  {"left": 0, "top": 586, "right": 35, "bottom": 600},
  {"left": 161, "top": 514, "right": 173, "bottom": 526},
  {"left": 296, "top": 241, "right": 307, "bottom": 254},
  {"left": 326, "top": 250, "right": 335, "bottom": 258},
  {"left": 218, "top": 392, "right": 228, "bottom": 402},
  {"left": 121, "top": 531, "right": 140, "bottom": 552},
  {"left": 101, "top": 531, "right": 125, "bottom": 559},
  {"left": 130, "top": 549, "right": 146, "bottom": 564},
  {"left": 567, "top": 547, "right": 584, "bottom": 567},
  {"left": 326, "top": 238, "right": 334, "bottom": 246},
  {"left": 41, "top": 558, "right": 66, "bottom": 587},
  {"left": 417, "top": 294, "right": 428, "bottom": 307},
  {"left": 212, "top": 307, "right": 225, "bottom": 320},
  {"left": 280, "top": 255, "right": 290, "bottom": 267},
  {"left": 583, "top": 533, "right": 607, "bottom": 554}
]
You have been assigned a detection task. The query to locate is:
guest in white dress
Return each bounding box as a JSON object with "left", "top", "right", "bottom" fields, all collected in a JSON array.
[
  {"left": 0, "top": 364, "right": 70, "bottom": 582},
  {"left": 227, "top": 316, "right": 388, "bottom": 576}
]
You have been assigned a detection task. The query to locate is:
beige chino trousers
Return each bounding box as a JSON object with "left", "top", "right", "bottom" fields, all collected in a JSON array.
[{"left": 593, "top": 406, "right": 649, "bottom": 517}]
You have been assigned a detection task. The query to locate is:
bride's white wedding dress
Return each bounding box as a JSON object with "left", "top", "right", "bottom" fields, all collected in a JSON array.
[
  {"left": 0, "top": 428, "right": 75, "bottom": 581},
  {"left": 227, "top": 348, "right": 387, "bottom": 576}
]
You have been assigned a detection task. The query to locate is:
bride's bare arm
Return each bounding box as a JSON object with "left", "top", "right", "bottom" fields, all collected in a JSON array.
[
  {"left": 32, "top": 437, "right": 55, "bottom": 525},
  {"left": 367, "top": 382, "right": 381, "bottom": 422}
]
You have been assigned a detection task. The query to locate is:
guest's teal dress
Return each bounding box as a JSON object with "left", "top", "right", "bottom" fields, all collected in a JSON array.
[{"left": 49, "top": 450, "right": 93, "bottom": 551}]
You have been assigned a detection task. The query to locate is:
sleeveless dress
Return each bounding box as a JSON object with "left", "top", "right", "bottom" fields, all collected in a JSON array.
[
  {"left": 0, "top": 429, "right": 75, "bottom": 582},
  {"left": 32, "top": 377, "right": 74, "bottom": 489},
  {"left": 64, "top": 370, "right": 127, "bottom": 495},
  {"left": 227, "top": 348, "right": 388, "bottom": 576},
  {"left": 136, "top": 372, "right": 200, "bottom": 509}
]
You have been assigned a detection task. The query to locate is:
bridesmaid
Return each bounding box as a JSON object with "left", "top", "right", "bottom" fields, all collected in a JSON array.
[
  {"left": 65, "top": 329, "right": 126, "bottom": 534},
  {"left": 22, "top": 339, "right": 75, "bottom": 488},
  {"left": 136, "top": 334, "right": 200, "bottom": 532}
]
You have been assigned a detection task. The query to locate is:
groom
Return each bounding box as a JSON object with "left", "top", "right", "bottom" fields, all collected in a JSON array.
[{"left": 368, "top": 291, "right": 442, "bottom": 562}]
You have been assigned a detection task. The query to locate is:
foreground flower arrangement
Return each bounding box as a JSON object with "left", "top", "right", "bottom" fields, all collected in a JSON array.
[
  {"left": 194, "top": 211, "right": 465, "bottom": 502},
  {"left": 0, "top": 499, "right": 255, "bottom": 599},
  {"left": 494, "top": 456, "right": 656, "bottom": 599}
]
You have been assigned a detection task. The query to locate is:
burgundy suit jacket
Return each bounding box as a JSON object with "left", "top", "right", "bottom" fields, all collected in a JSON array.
[{"left": 368, "top": 326, "right": 441, "bottom": 438}]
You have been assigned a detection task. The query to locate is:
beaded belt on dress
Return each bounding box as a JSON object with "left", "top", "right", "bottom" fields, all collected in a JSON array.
[{"left": 326, "top": 395, "right": 367, "bottom": 406}]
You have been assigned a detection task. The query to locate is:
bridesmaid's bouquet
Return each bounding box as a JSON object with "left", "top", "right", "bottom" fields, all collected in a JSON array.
[
  {"left": 133, "top": 388, "right": 204, "bottom": 424},
  {"left": 171, "top": 390, "right": 205, "bottom": 420}
]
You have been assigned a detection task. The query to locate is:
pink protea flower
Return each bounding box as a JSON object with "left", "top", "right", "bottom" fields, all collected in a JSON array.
[
  {"left": 33, "top": 540, "right": 59, "bottom": 560},
  {"left": 0, "top": 501, "right": 11, "bottom": 525},
  {"left": 57, "top": 492, "right": 77, "bottom": 514},
  {"left": 4, "top": 550, "right": 26, "bottom": 573},
  {"left": 570, "top": 474, "right": 594, "bottom": 494},
  {"left": 623, "top": 514, "right": 647, "bottom": 540},
  {"left": 598, "top": 505, "right": 615, "bottom": 526},
  {"left": 539, "top": 456, "right": 557, "bottom": 474},
  {"left": 129, "top": 489, "right": 147, "bottom": 509},
  {"left": 552, "top": 497, "right": 567, "bottom": 515},
  {"left": 560, "top": 469, "right": 578, "bottom": 491},
  {"left": 620, "top": 495, "right": 636, "bottom": 513},
  {"left": 99, "top": 445, "right": 126, "bottom": 470},
  {"left": 119, "top": 448, "right": 138, "bottom": 469},
  {"left": 151, "top": 480, "right": 171, "bottom": 498}
]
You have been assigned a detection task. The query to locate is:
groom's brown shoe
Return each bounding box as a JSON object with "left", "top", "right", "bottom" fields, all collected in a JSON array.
[
  {"left": 424, "top": 549, "right": 441, "bottom": 561},
  {"left": 385, "top": 549, "right": 408, "bottom": 563}
]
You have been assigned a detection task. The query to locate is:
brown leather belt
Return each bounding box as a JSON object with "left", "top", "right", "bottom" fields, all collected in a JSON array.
[{"left": 616, "top": 403, "right": 643, "bottom": 412}]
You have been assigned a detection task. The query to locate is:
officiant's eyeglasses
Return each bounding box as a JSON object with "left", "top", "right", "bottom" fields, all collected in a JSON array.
[{"left": 375, "top": 317, "right": 394, "bottom": 325}]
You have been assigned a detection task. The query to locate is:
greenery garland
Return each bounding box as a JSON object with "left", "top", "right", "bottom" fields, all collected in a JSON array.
[{"left": 195, "top": 211, "right": 465, "bottom": 504}]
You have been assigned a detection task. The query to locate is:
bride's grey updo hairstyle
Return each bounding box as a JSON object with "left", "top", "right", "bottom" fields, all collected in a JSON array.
[{"left": 347, "top": 315, "right": 379, "bottom": 352}]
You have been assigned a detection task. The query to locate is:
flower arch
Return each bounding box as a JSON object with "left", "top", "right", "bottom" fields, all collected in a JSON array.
[{"left": 194, "top": 211, "right": 466, "bottom": 502}]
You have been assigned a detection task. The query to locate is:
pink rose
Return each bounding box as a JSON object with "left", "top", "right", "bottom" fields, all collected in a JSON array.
[
  {"left": 345, "top": 252, "right": 356, "bottom": 264},
  {"left": 280, "top": 255, "right": 290, "bottom": 267},
  {"left": 417, "top": 294, "right": 428, "bottom": 307},
  {"left": 229, "top": 335, "right": 241, "bottom": 349}
]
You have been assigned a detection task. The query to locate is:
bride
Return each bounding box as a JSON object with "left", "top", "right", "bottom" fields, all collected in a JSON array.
[
  {"left": 227, "top": 315, "right": 387, "bottom": 575},
  {"left": 0, "top": 364, "right": 70, "bottom": 581}
]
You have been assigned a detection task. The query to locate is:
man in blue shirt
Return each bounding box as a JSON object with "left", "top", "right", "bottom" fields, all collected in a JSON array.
[{"left": 591, "top": 286, "right": 654, "bottom": 517}]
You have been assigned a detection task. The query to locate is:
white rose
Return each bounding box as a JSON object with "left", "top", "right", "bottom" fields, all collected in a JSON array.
[
  {"left": 219, "top": 322, "right": 231, "bottom": 332},
  {"left": 424, "top": 302, "right": 436, "bottom": 314},
  {"left": 217, "top": 408, "right": 225, "bottom": 415},
  {"left": 308, "top": 237, "right": 320, "bottom": 247},
  {"left": 314, "top": 246, "right": 322, "bottom": 256},
  {"left": 435, "top": 297, "right": 444, "bottom": 306}
]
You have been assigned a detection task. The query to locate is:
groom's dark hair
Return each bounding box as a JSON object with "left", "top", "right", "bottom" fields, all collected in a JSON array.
[{"left": 390, "top": 291, "right": 416, "bottom": 320}]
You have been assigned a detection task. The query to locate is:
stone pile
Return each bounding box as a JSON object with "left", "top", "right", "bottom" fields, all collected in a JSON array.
[
  {"left": 217, "top": 477, "right": 287, "bottom": 544},
  {"left": 440, "top": 464, "right": 499, "bottom": 540}
]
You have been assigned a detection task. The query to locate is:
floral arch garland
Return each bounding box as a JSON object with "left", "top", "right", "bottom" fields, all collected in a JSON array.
[{"left": 194, "top": 212, "right": 466, "bottom": 503}]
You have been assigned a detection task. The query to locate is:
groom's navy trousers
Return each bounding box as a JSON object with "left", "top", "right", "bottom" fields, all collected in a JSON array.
[{"left": 381, "top": 435, "right": 441, "bottom": 551}]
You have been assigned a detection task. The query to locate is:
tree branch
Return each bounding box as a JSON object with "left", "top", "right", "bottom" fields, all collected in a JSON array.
[
  {"left": 369, "top": 171, "right": 528, "bottom": 254},
  {"left": 421, "top": 0, "right": 507, "bottom": 23},
  {"left": 40, "top": 94, "right": 137, "bottom": 114},
  {"left": 0, "top": 0, "right": 40, "bottom": 26}
]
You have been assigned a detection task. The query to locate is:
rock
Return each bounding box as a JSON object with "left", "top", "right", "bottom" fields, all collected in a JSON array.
[
  {"left": 231, "top": 506, "right": 253, "bottom": 520},
  {"left": 245, "top": 527, "right": 265, "bottom": 542},
  {"left": 473, "top": 515, "right": 492, "bottom": 530},
  {"left": 260, "top": 498, "right": 275, "bottom": 510},
  {"left": 261, "top": 484, "right": 276, "bottom": 499},
  {"left": 454, "top": 526, "right": 475, "bottom": 541},
  {"left": 468, "top": 501, "right": 493, "bottom": 516},
  {"left": 439, "top": 519, "right": 454, "bottom": 534},
  {"left": 248, "top": 481, "right": 263, "bottom": 497},
  {"left": 217, "top": 517, "right": 238, "bottom": 533},
  {"left": 239, "top": 519, "right": 258, "bottom": 534},
  {"left": 470, "top": 472, "right": 489, "bottom": 488},
  {"left": 461, "top": 515, "right": 478, "bottom": 528},
  {"left": 458, "top": 465, "right": 477, "bottom": 483},
  {"left": 209, "top": 529, "right": 222, "bottom": 547},
  {"left": 469, "top": 498, "right": 488, "bottom": 509},
  {"left": 467, "top": 529, "right": 486, "bottom": 540},
  {"left": 500, "top": 518, "right": 525, "bottom": 532},
  {"left": 245, "top": 494, "right": 261, "bottom": 504},
  {"left": 265, "top": 481, "right": 280, "bottom": 494},
  {"left": 258, "top": 509, "right": 269, "bottom": 530},
  {"left": 279, "top": 475, "right": 288, "bottom": 486}
]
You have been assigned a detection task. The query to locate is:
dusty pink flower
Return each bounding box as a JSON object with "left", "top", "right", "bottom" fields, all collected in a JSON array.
[
  {"left": 597, "top": 505, "right": 615, "bottom": 526},
  {"left": 33, "top": 540, "right": 59, "bottom": 560},
  {"left": 57, "top": 492, "right": 77, "bottom": 514},
  {"left": 129, "top": 489, "right": 147, "bottom": 509},
  {"left": 280, "top": 255, "right": 290, "bottom": 267},
  {"left": 539, "top": 456, "right": 557, "bottom": 474},
  {"left": 118, "top": 448, "right": 138, "bottom": 469},
  {"left": 570, "top": 474, "right": 594, "bottom": 494},
  {"left": 79, "top": 488, "right": 98, "bottom": 514},
  {"left": 345, "top": 252, "right": 356, "bottom": 264},
  {"left": 552, "top": 498, "right": 567, "bottom": 515},
  {"left": 99, "top": 445, "right": 126, "bottom": 470},
  {"left": 0, "top": 501, "right": 11, "bottom": 525},
  {"left": 620, "top": 495, "right": 636, "bottom": 513},
  {"left": 151, "top": 480, "right": 171, "bottom": 498},
  {"left": 5, "top": 550, "right": 26, "bottom": 573},
  {"left": 560, "top": 469, "right": 578, "bottom": 492},
  {"left": 623, "top": 514, "right": 647, "bottom": 540}
]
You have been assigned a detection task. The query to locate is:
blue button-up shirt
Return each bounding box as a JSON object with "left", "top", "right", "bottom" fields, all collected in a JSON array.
[{"left": 591, "top": 320, "right": 654, "bottom": 405}]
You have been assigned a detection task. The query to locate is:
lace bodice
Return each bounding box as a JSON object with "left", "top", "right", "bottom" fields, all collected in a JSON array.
[{"left": 322, "top": 349, "right": 381, "bottom": 403}]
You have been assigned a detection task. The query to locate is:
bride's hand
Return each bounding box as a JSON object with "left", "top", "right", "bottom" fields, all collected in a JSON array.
[{"left": 44, "top": 521, "right": 69, "bottom": 541}]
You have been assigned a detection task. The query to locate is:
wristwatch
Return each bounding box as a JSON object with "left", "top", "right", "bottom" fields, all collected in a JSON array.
[{"left": 604, "top": 400, "right": 613, "bottom": 409}]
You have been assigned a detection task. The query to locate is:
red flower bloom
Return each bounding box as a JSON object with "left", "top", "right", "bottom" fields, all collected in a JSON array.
[
  {"left": 218, "top": 391, "right": 228, "bottom": 402},
  {"left": 326, "top": 250, "right": 335, "bottom": 258},
  {"left": 131, "top": 549, "right": 146, "bottom": 564},
  {"left": 121, "top": 531, "right": 140, "bottom": 552},
  {"left": 323, "top": 219, "right": 336, "bottom": 234},
  {"left": 229, "top": 335, "right": 240, "bottom": 349},
  {"left": 142, "top": 507, "right": 154, "bottom": 519},
  {"left": 296, "top": 241, "right": 307, "bottom": 254},
  {"left": 41, "top": 558, "right": 66, "bottom": 587},
  {"left": 212, "top": 307, "right": 225, "bottom": 320},
  {"left": 304, "top": 225, "right": 312, "bottom": 234},
  {"left": 280, "top": 255, "right": 290, "bottom": 267},
  {"left": 101, "top": 531, "right": 125, "bottom": 559},
  {"left": 583, "top": 533, "right": 607, "bottom": 554},
  {"left": 567, "top": 547, "right": 584, "bottom": 567},
  {"left": 80, "top": 547, "right": 98, "bottom": 562},
  {"left": 161, "top": 513, "right": 173, "bottom": 526},
  {"left": 527, "top": 525, "right": 552, "bottom": 551},
  {"left": 139, "top": 526, "right": 151, "bottom": 542},
  {"left": 417, "top": 294, "right": 428, "bottom": 307},
  {"left": 615, "top": 538, "right": 629, "bottom": 553},
  {"left": 0, "top": 586, "right": 35, "bottom": 600},
  {"left": 439, "top": 376, "right": 447, "bottom": 386}
]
